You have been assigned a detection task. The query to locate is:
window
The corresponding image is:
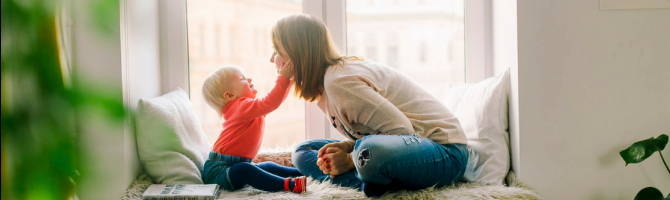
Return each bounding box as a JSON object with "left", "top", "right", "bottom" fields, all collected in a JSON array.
[
  {"left": 187, "top": 0, "right": 305, "bottom": 149},
  {"left": 387, "top": 46, "right": 398, "bottom": 68},
  {"left": 419, "top": 41, "right": 427, "bottom": 64},
  {"left": 346, "top": 0, "right": 465, "bottom": 100},
  {"left": 199, "top": 25, "right": 205, "bottom": 57},
  {"left": 386, "top": 32, "right": 399, "bottom": 68},
  {"left": 214, "top": 26, "right": 220, "bottom": 56},
  {"left": 366, "top": 46, "right": 378, "bottom": 62},
  {"left": 167, "top": 0, "right": 482, "bottom": 145}
]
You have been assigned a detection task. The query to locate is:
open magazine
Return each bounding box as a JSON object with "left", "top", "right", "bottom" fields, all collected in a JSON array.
[{"left": 142, "top": 184, "right": 219, "bottom": 200}]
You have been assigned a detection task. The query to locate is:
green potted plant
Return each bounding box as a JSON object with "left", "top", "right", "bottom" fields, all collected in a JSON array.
[
  {"left": 1, "top": 0, "right": 125, "bottom": 199},
  {"left": 619, "top": 134, "right": 669, "bottom": 200}
]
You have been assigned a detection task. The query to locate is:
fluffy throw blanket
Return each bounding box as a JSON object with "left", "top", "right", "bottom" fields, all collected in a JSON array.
[{"left": 122, "top": 150, "right": 541, "bottom": 200}]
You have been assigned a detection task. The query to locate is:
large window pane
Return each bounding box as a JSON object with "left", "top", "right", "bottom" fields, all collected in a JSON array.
[
  {"left": 187, "top": 0, "right": 304, "bottom": 149},
  {"left": 346, "top": 0, "right": 465, "bottom": 99}
]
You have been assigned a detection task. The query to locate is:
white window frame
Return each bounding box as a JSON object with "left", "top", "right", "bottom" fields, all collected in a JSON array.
[
  {"left": 303, "top": 0, "right": 347, "bottom": 141},
  {"left": 304, "top": 0, "right": 491, "bottom": 140},
  {"left": 159, "top": 0, "right": 490, "bottom": 141},
  {"left": 159, "top": 0, "right": 189, "bottom": 95},
  {"left": 465, "top": 0, "right": 493, "bottom": 82}
]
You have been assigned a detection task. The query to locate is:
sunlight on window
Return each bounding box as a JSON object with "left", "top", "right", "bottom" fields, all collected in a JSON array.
[
  {"left": 346, "top": 0, "right": 465, "bottom": 99},
  {"left": 187, "top": 0, "right": 304, "bottom": 149}
]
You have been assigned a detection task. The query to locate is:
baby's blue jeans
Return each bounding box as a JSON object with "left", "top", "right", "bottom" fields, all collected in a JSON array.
[
  {"left": 203, "top": 152, "right": 302, "bottom": 191},
  {"left": 292, "top": 135, "right": 468, "bottom": 190}
]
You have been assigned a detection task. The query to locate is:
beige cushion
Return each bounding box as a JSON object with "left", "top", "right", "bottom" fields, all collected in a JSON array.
[{"left": 136, "top": 88, "right": 211, "bottom": 184}]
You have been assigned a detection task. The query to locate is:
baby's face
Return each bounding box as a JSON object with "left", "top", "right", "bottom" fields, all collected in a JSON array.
[{"left": 228, "top": 70, "right": 257, "bottom": 99}]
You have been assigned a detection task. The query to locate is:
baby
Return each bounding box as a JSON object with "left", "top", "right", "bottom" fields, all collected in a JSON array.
[{"left": 201, "top": 62, "right": 306, "bottom": 194}]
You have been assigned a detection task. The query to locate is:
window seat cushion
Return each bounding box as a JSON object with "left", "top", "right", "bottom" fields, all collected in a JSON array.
[
  {"left": 122, "top": 150, "right": 541, "bottom": 199},
  {"left": 135, "top": 88, "right": 211, "bottom": 184},
  {"left": 443, "top": 69, "right": 511, "bottom": 185}
]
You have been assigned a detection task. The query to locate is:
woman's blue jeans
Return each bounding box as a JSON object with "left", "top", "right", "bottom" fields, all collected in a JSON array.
[{"left": 292, "top": 135, "right": 468, "bottom": 190}]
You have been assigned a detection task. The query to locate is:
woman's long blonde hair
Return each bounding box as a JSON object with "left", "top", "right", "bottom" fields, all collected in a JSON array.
[{"left": 272, "top": 14, "right": 361, "bottom": 102}]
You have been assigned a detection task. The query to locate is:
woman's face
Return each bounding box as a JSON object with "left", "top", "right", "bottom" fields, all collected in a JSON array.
[{"left": 270, "top": 40, "right": 290, "bottom": 69}]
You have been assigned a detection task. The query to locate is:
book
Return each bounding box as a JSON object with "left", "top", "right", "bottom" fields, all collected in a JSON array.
[{"left": 142, "top": 184, "right": 220, "bottom": 200}]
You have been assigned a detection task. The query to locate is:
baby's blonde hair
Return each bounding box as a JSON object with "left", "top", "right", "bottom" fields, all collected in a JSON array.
[{"left": 202, "top": 65, "right": 242, "bottom": 116}]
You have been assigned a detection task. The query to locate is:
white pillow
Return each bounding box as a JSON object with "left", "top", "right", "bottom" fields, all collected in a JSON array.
[
  {"left": 136, "top": 88, "right": 211, "bottom": 184},
  {"left": 443, "top": 69, "right": 510, "bottom": 185}
]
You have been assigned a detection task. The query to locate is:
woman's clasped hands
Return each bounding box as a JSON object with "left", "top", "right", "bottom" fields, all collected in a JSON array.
[{"left": 316, "top": 141, "right": 356, "bottom": 178}]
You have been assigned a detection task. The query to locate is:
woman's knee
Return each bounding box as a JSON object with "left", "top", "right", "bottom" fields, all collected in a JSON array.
[
  {"left": 293, "top": 139, "right": 340, "bottom": 164},
  {"left": 291, "top": 146, "right": 316, "bottom": 172},
  {"left": 293, "top": 140, "right": 317, "bottom": 164},
  {"left": 351, "top": 137, "right": 395, "bottom": 183},
  {"left": 352, "top": 136, "right": 396, "bottom": 162},
  {"left": 294, "top": 139, "right": 339, "bottom": 152},
  {"left": 294, "top": 139, "right": 316, "bottom": 150}
]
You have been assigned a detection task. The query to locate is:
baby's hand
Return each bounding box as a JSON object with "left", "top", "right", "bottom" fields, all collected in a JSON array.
[{"left": 278, "top": 60, "right": 294, "bottom": 79}]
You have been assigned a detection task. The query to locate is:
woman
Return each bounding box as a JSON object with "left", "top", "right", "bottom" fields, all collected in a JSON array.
[{"left": 270, "top": 14, "right": 469, "bottom": 197}]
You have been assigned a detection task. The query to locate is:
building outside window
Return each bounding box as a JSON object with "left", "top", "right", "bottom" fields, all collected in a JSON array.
[
  {"left": 187, "top": 0, "right": 464, "bottom": 148},
  {"left": 347, "top": 0, "right": 465, "bottom": 101},
  {"left": 187, "top": 0, "right": 304, "bottom": 149}
]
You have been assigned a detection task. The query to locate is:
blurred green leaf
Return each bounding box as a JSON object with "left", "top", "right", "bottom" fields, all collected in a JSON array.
[
  {"left": 620, "top": 134, "right": 669, "bottom": 166},
  {"left": 1, "top": 0, "right": 127, "bottom": 199},
  {"left": 90, "top": 0, "right": 120, "bottom": 36}
]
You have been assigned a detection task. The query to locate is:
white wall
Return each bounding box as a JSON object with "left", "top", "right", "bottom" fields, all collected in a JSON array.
[
  {"left": 515, "top": 0, "right": 670, "bottom": 199},
  {"left": 492, "top": 0, "right": 521, "bottom": 176}
]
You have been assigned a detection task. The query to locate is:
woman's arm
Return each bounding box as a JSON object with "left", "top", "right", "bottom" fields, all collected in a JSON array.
[
  {"left": 319, "top": 75, "right": 416, "bottom": 177},
  {"left": 327, "top": 75, "right": 414, "bottom": 136}
]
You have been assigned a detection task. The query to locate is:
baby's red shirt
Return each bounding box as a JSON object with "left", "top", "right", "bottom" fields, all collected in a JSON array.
[{"left": 212, "top": 76, "right": 291, "bottom": 159}]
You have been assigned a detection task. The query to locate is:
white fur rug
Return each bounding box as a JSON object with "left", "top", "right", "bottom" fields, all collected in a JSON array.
[{"left": 122, "top": 150, "right": 541, "bottom": 200}]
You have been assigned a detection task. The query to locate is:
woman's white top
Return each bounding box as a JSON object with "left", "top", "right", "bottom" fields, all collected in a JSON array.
[{"left": 317, "top": 59, "right": 467, "bottom": 146}]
